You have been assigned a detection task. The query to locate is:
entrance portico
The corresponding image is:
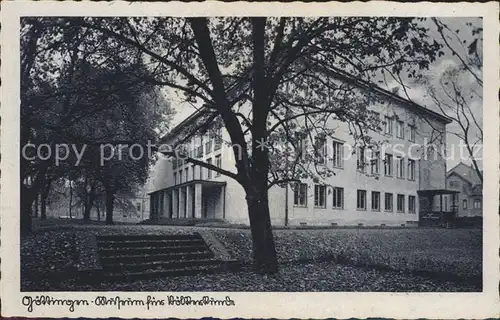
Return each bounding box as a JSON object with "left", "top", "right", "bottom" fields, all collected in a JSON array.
[
  {"left": 417, "top": 189, "right": 460, "bottom": 227},
  {"left": 149, "top": 180, "right": 226, "bottom": 221}
]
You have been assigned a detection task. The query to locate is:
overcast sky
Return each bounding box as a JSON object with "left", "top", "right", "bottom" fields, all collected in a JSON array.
[{"left": 167, "top": 17, "right": 482, "bottom": 171}]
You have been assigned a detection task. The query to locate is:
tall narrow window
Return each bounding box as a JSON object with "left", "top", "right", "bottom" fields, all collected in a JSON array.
[
  {"left": 397, "top": 194, "right": 405, "bottom": 212},
  {"left": 396, "top": 156, "right": 405, "bottom": 178},
  {"left": 185, "top": 168, "right": 189, "bottom": 182},
  {"left": 357, "top": 147, "right": 366, "bottom": 172},
  {"left": 408, "top": 124, "right": 416, "bottom": 142},
  {"left": 396, "top": 120, "right": 404, "bottom": 138},
  {"left": 332, "top": 187, "right": 344, "bottom": 209},
  {"left": 179, "top": 170, "right": 183, "bottom": 184},
  {"left": 370, "top": 150, "right": 380, "bottom": 175},
  {"left": 215, "top": 155, "right": 222, "bottom": 177},
  {"left": 214, "top": 127, "right": 223, "bottom": 151},
  {"left": 206, "top": 157, "right": 213, "bottom": 179},
  {"left": 332, "top": 141, "right": 344, "bottom": 168},
  {"left": 473, "top": 199, "right": 481, "bottom": 209},
  {"left": 357, "top": 190, "right": 367, "bottom": 210},
  {"left": 173, "top": 172, "right": 177, "bottom": 185},
  {"left": 408, "top": 195, "right": 416, "bottom": 213},
  {"left": 371, "top": 191, "right": 381, "bottom": 211},
  {"left": 293, "top": 183, "right": 307, "bottom": 207},
  {"left": 205, "top": 135, "right": 213, "bottom": 155},
  {"left": 384, "top": 116, "right": 393, "bottom": 135},
  {"left": 384, "top": 153, "right": 393, "bottom": 176},
  {"left": 295, "top": 133, "right": 308, "bottom": 160},
  {"left": 315, "top": 137, "right": 327, "bottom": 164},
  {"left": 407, "top": 159, "right": 416, "bottom": 180},
  {"left": 314, "top": 185, "right": 326, "bottom": 208},
  {"left": 385, "top": 193, "right": 393, "bottom": 212}
]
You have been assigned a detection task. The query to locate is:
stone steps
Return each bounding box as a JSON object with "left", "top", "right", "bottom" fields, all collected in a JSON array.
[
  {"left": 100, "top": 251, "right": 214, "bottom": 264},
  {"left": 102, "top": 264, "right": 226, "bottom": 281},
  {"left": 97, "top": 239, "right": 206, "bottom": 248},
  {"left": 95, "top": 233, "right": 232, "bottom": 280}
]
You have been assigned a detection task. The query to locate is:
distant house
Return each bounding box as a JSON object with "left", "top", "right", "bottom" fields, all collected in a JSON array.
[{"left": 445, "top": 162, "right": 483, "bottom": 217}]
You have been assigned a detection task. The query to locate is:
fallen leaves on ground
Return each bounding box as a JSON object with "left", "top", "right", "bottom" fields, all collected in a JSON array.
[{"left": 21, "top": 224, "right": 482, "bottom": 292}]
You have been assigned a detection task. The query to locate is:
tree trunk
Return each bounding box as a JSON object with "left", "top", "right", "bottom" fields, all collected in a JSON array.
[
  {"left": 83, "top": 186, "right": 95, "bottom": 221},
  {"left": 33, "top": 194, "right": 39, "bottom": 218},
  {"left": 69, "top": 181, "right": 73, "bottom": 219},
  {"left": 245, "top": 187, "right": 278, "bottom": 274},
  {"left": 21, "top": 185, "right": 35, "bottom": 235},
  {"left": 105, "top": 189, "right": 114, "bottom": 225},
  {"left": 40, "top": 179, "right": 51, "bottom": 220},
  {"left": 96, "top": 203, "right": 101, "bottom": 222}
]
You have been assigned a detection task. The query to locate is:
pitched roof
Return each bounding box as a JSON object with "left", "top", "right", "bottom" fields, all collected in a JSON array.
[
  {"left": 447, "top": 162, "right": 482, "bottom": 186},
  {"left": 164, "top": 68, "right": 453, "bottom": 143}
]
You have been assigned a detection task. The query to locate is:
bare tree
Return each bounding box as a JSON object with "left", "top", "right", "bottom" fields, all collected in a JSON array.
[{"left": 424, "top": 18, "right": 483, "bottom": 182}]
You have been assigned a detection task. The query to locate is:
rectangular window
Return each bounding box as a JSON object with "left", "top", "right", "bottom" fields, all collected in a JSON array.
[
  {"left": 397, "top": 194, "right": 405, "bottom": 212},
  {"left": 396, "top": 120, "right": 404, "bottom": 138},
  {"left": 295, "top": 133, "right": 308, "bottom": 160},
  {"left": 185, "top": 168, "right": 189, "bottom": 182},
  {"left": 408, "top": 195, "right": 416, "bottom": 213},
  {"left": 357, "top": 190, "right": 367, "bottom": 210},
  {"left": 173, "top": 172, "right": 177, "bottom": 185},
  {"left": 205, "top": 139, "right": 212, "bottom": 155},
  {"left": 215, "top": 155, "right": 222, "bottom": 177},
  {"left": 314, "top": 185, "right": 327, "bottom": 208},
  {"left": 214, "top": 128, "right": 222, "bottom": 151},
  {"left": 384, "top": 153, "right": 393, "bottom": 176},
  {"left": 357, "top": 147, "right": 366, "bottom": 172},
  {"left": 332, "top": 141, "right": 344, "bottom": 168},
  {"left": 384, "top": 116, "right": 393, "bottom": 135},
  {"left": 371, "top": 191, "right": 381, "bottom": 211},
  {"left": 370, "top": 111, "right": 381, "bottom": 129},
  {"left": 315, "top": 137, "right": 327, "bottom": 164},
  {"left": 396, "top": 156, "right": 405, "bottom": 178},
  {"left": 332, "top": 187, "right": 344, "bottom": 209},
  {"left": 473, "top": 199, "right": 481, "bottom": 209},
  {"left": 463, "top": 199, "right": 468, "bottom": 209},
  {"left": 207, "top": 157, "right": 213, "bottom": 179},
  {"left": 293, "top": 183, "right": 307, "bottom": 207},
  {"left": 407, "top": 159, "right": 416, "bottom": 180},
  {"left": 179, "top": 170, "right": 183, "bottom": 184},
  {"left": 385, "top": 193, "right": 393, "bottom": 212},
  {"left": 370, "top": 150, "right": 380, "bottom": 175},
  {"left": 409, "top": 124, "right": 416, "bottom": 142}
]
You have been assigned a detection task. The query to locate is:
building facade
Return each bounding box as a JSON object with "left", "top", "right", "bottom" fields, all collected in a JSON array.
[
  {"left": 148, "top": 87, "right": 452, "bottom": 227},
  {"left": 445, "top": 162, "right": 483, "bottom": 217}
]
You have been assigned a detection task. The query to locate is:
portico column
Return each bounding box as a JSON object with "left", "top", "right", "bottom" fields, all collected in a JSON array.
[
  {"left": 164, "top": 191, "right": 170, "bottom": 218},
  {"left": 179, "top": 187, "right": 186, "bottom": 218},
  {"left": 186, "top": 185, "right": 193, "bottom": 218},
  {"left": 172, "top": 190, "right": 179, "bottom": 218},
  {"left": 194, "top": 183, "right": 202, "bottom": 218}
]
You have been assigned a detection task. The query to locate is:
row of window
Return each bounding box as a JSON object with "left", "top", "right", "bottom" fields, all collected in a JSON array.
[
  {"left": 294, "top": 183, "right": 416, "bottom": 213},
  {"left": 173, "top": 154, "right": 222, "bottom": 184},
  {"left": 357, "top": 151, "right": 416, "bottom": 180},
  {"left": 172, "top": 128, "right": 223, "bottom": 169},
  {"left": 463, "top": 199, "right": 482, "bottom": 210},
  {"left": 383, "top": 115, "right": 416, "bottom": 142},
  {"left": 308, "top": 139, "right": 417, "bottom": 180}
]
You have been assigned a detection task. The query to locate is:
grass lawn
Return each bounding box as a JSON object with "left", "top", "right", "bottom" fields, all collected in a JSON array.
[{"left": 21, "top": 221, "right": 482, "bottom": 292}]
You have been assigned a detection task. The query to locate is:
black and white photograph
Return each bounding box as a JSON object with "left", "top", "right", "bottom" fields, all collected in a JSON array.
[{"left": 1, "top": 1, "right": 499, "bottom": 318}]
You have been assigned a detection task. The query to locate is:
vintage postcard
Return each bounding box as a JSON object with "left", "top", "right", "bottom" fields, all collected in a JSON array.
[{"left": 1, "top": 1, "right": 499, "bottom": 318}]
